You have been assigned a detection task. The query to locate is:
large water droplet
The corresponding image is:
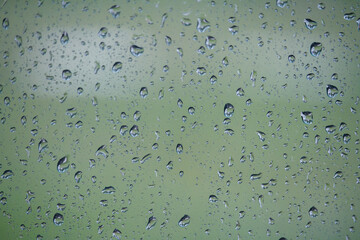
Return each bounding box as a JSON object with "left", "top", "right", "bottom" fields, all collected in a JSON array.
[
  {"left": 62, "top": 69, "right": 72, "bottom": 81},
  {"left": 224, "top": 103, "right": 234, "bottom": 117},
  {"left": 130, "top": 45, "right": 144, "bottom": 57},
  {"left": 326, "top": 84, "right": 338, "bottom": 98},
  {"left": 304, "top": 19, "right": 317, "bottom": 30},
  {"left": 205, "top": 36, "right": 216, "bottom": 49},
  {"left": 57, "top": 156, "right": 69, "bottom": 173},
  {"left": 53, "top": 213, "right": 64, "bottom": 226},
  {"left": 308, "top": 206, "right": 318, "bottom": 217},
  {"left": 108, "top": 5, "right": 121, "bottom": 18},
  {"left": 310, "top": 42, "right": 322, "bottom": 57},
  {"left": 178, "top": 215, "right": 190, "bottom": 227},
  {"left": 112, "top": 62, "right": 122, "bottom": 73},
  {"left": 146, "top": 216, "right": 157, "bottom": 230},
  {"left": 301, "top": 111, "right": 313, "bottom": 124}
]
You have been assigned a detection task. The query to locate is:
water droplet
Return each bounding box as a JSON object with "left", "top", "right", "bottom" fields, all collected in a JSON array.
[
  {"left": 228, "top": 25, "right": 239, "bottom": 35},
  {"left": 256, "top": 131, "right": 266, "bottom": 141},
  {"left": 74, "top": 171, "right": 83, "bottom": 183},
  {"left": 53, "top": 213, "right": 64, "bottom": 226},
  {"left": 276, "top": 0, "right": 288, "bottom": 8},
  {"left": 197, "top": 17, "right": 210, "bottom": 32},
  {"left": 57, "top": 156, "right": 69, "bottom": 173},
  {"left": 139, "top": 87, "right": 148, "bottom": 98},
  {"left": 178, "top": 215, "right": 190, "bottom": 227},
  {"left": 304, "top": 19, "right": 317, "bottom": 30},
  {"left": 146, "top": 216, "right": 157, "bottom": 230},
  {"left": 62, "top": 69, "right": 72, "bottom": 81},
  {"left": 177, "top": 99, "right": 183, "bottom": 108},
  {"left": 344, "top": 12, "right": 356, "bottom": 21},
  {"left": 96, "top": 145, "right": 108, "bottom": 158},
  {"left": 326, "top": 84, "right": 338, "bottom": 98},
  {"left": 129, "top": 125, "right": 139, "bottom": 137},
  {"left": 102, "top": 186, "right": 116, "bottom": 194},
  {"left": 108, "top": 5, "right": 121, "bottom": 18},
  {"left": 333, "top": 171, "right": 343, "bottom": 179},
  {"left": 310, "top": 42, "right": 322, "bottom": 57},
  {"left": 38, "top": 138, "right": 48, "bottom": 153},
  {"left": 112, "top": 229, "right": 122, "bottom": 239},
  {"left": 224, "top": 103, "right": 234, "bottom": 117},
  {"left": 288, "top": 55, "right": 295, "bottom": 63},
  {"left": 250, "top": 173, "right": 262, "bottom": 180},
  {"left": 176, "top": 144, "right": 183, "bottom": 154},
  {"left": 325, "top": 125, "right": 336, "bottom": 134},
  {"left": 209, "top": 195, "right": 218, "bottom": 203},
  {"left": 343, "top": 134, "right": 351, "bottom": 144},
  {"left": 306, "top": 73, "right": 315, "bottom": 80},
  {"left": 2, "top": 18, "right": 9, "bottom": 30},
  {"left": 14, "top": 35, "right": 22, "bottom": 47},
  {"left": 301, "top": 111, "right": 313, "bottom": 124},
  {"left": 188, "top": 107, "right": 195, "bottom": 115},
  {"left": 205, "top": 36, "right": 216, "bottom": 49},
  {"left": 308, "top": 206, "right": 318, "bottom": 217},
  {"left": 130, "top": 45, "right": 144, "bottom": 57},
  {"left": 98, "top": 27, "right": 108, "bottom": 38},
  {"left": 112, "top": 62, "right": 122, "bottom": 73},
  {"left": 236, "top": 88, "right": 245, "bottom": 97},
  {"left": 60, "top": 32, "right": 69, "bottom": 46},
  {"left": 1, "top": 170, "right": 14, "bottom": 179}
]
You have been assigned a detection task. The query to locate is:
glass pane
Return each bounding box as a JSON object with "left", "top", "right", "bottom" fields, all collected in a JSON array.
[{"left": 0, "top": 0, "right": 359, "bottom": 239}]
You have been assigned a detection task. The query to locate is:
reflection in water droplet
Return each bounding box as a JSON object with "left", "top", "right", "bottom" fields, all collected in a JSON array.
[
  {"left": 146, "top": 216, "right": 157, "bottom": 230},
  {"left": 178, "top": 214, "right": 190, "bottom": 227},
  {"left": 304, "top": 19, "right": 317, "bottom": 30},
  {"left": 301, "top": 111, "right": 313, "bottom": 124},
  {"left": 62, "top": 69, "right": 72, "bottom": 80},
  {"left": 224, "top": 103, "right": 234, "bottom": 117},
  {"left": 130, "top": 45, "right": 144, "bottom": 57},
  {"left": 139, "top": 87, "right": 148, "bottom": 98},
  {"left": 57, "top": 156, "right": 69, "bottom": 173},
  {"left": 326, "top": 84, "right": 338, "bottom": 98},
  {"left": 60, "top": 31, "right": 69, "bottom": 46},
  {"left": 53, "top": 213, "right": 64, "bottom": 226},
  {"left": 309, "top": 206, "right": 318, "bottom": 217},
  {"left": 112, "top": 62, "right": 122, "bottom": 73},
  {"left": 310, "top": 42, "right": 322, "bottom": 57}
]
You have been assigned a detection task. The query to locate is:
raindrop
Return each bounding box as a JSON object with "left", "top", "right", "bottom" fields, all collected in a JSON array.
[
  {"left": 197, "top": 17, "right": 210, "bottom": 32},
  {"left": 2, "top": 18, "right": 9, "bottom": 30},
  {"left": 276, "top": 0, "right": 288, "bottom": 8},
  {"left": 146, "top": 216, "right": 157, "bottom": 230},
  {"left": 139, "top": 87, "right": 148, "bottom": 98},
  {"left": 181, "top": 18, "right": 192, "bottom": 26},
  {"left": 310, "top": 42, "right": 322, "bottom": 57},
  {"left": 112, "top": 229, "right": 122, "bottom": 239},
  {"left": 129, "top": 125, "right": 139, "bottom": 137},
  {"left": 344, "top": 12, "right": 356, "bottom": 21},
  {"left": 308, "top": 207, "right": 318, "bottom": 217},
  {"left": 209, "top": 195, "right": 218, "bottom": 203},
  {"left": 304, "top": 19, "right": 317, "bottom": 30},
  {"left": 130, "top": 45, "right": 144, "bottom": 57},
  {"left": 102, "top": 186, "right": 116, "bottom": 194},
  {"left": 326, "top": 85, "right": 338, "bottom": 98},
  {"left": 60, "top": 32, "right": 69, "bottom": 46},
  {"left": 108, "top": 5, "right": 121, "bottom": 18},
  {"left": 205, "top": 36, "right": 216, "bottom": 49},
  {"left": 112, "top": 62, "right": 122, "bottom": 73},
  {"left": 301, "top": 111, "right": 313, "bottom": 124},
  {"left": 178, "top": 215, "right": 190, "bottom": 227},
  {"left": 14, "top": 35, "right": 22, "bottom": 47},
  {"left": 62, "top": 69, "right": 72, "bottom": 80},
  {"left": 1, "top": 170, "right": 14, "bottom": 179},
  {"left": 176, "top": 144, "right": 183, "bottom": 154},
  {"left": 98, "top": 27, "right": 108, "bottom": 38},
  {"left": 288, "top": 55, "right": 295, "bottom": 63},
  {"left": 74, "top": 171, "right": 83, "bottom": 183},
  {"left": 57, "top": 156, "right": 69, "bottom": 173},
  {"left": 95, "top": 145, "right": 108, "bottom": 158},
  {"left": 53, "top": 213, "right": 64, "bottom": 226},
  {"left": 38, "top": 138, "right": 48, "bottom": 153},
  {"left": 224, "top": 103, "right": 234, "bottom": 117}
]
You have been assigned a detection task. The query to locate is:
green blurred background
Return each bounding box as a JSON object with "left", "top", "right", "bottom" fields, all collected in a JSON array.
[{"left": 0, "top": 0, "right": 359, "bottom": 239}]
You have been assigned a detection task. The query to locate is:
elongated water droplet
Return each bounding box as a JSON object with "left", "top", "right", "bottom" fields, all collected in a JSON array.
[
  {"left": 102, "top": 186, "right": 115, "bottom": 194},
  {"left": 304, "top": 19, "right": 317, "bottom": 30},
  {"left": 112, "top": 62, "right": 122, "bottom": 73},
  {"left": 139, "top": 87, "right": 148, "bottom": 98},
  {"left": 146, "top": 216, "right": 157, "bottom": 230},
  {"left": 2, "top": 18, "right": 9, "bottom": 30},
  {"left": 74, "top": 171, "right": 83, "bottom": 183},
  {"left": 178, "top": 215, "right": 190, "bottom": 227},
  {"left": 57, "top": 156, "right": 69, "bottom": 173},
  {"left": 38, "top": 138, "right": 48, "bottom": 153}
]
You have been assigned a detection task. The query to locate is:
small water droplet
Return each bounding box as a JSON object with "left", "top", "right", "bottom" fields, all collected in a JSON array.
[
  {"left": 139, "top": 87, "right": 148, "bottom": 98},
  {"left": 60, "top": 32, "right": 69, "bottom": 46},
  {"left": 326, "top": 84, "right": 338, "bottom": 98},
  {"left": 57, "top": 156, "right": 69, "bottom": 173},
  {"left": 224, "top": 103, "right": 234, "bottom": 117},
  {"left": 108, "top": 5, "right": 121, "bottom": 18},
  {"left": 304, "top": 19, "right": 317, "bottom": 30},
  {"left": 112, "top": 62, "right": 122, "bottom": 73},
  {"left": 62, "top": 69, "right": 72, "bottom": 81},
  {"left": 205, "top": 36, "right": 216, "bottom": 49},
  {"left": 53, "top": 213, "right": 64, "bottom": 226},
  {"left": 301, "top": 111, "right": 313, "bottom": 124},
  {"left": 308, "top": 206, "right": 318, "bottom": 217}
]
